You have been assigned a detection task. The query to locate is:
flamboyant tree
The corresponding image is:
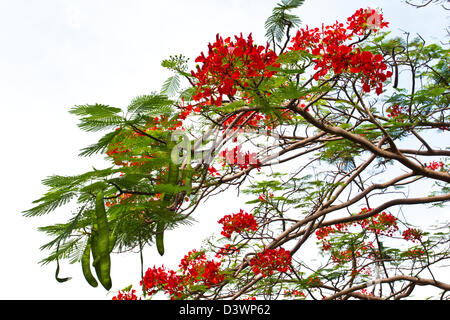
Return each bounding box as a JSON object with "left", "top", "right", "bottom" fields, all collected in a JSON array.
[{"left": 25, "top": 0, "right": 449, "bottom": 300}]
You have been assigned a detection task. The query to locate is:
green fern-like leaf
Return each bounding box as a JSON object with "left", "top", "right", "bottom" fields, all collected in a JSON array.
[
  {"left": 161, "top": 74, "right": 181, "bottom": 97},
  {"left": 70, "top": 104, "right": 123, "bottom": 132},
  {"left": 127, "top": 94, "right": 174, "bottom": 116},
  {"left": 23, "top": 190, "right": 77, "bottom": 217},
  {"left": 265, "top": 0, "right": 304, "bottom": 44},
  {"left": 70, "top": 104, "right": 122, "bottom": 117}
]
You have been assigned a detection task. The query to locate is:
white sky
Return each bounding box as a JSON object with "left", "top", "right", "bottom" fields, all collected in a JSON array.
[{"left": 0, "top": 0, "right": 448, "bottom": 299}]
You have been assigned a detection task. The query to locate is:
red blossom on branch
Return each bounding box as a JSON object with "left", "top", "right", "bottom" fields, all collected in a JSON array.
[
  {"left": 289, "top": 8, "right": 391, "bottom": 95},
  {"left": 358, "top": 210, "right": 399, "bottom": 236},
  {"left": 208, "top": 166, "right": 221, "bottom": 176},
  {"left": 112, "top": 289, "right": 140, "bottom": 300},
  {"left": 215, "top": 244, "right": 240, "bottom": 258},
  {"left": 249, "top": 248, "right": 292, "bottom": 277},
  {"left": 402, "top": 228, "right": 423, "bottom": 242},
  {"left": 426, "top": 161, "right": 445, "bottom": 171},
  {"left": 141, "top": 250, "right": 225, "bottom": 299},
  {"left": 191, "top": 33, "right": 280, "bottom": 107},
  {"left": 218, "top": 209, "right": 258, "bottom": 238}
]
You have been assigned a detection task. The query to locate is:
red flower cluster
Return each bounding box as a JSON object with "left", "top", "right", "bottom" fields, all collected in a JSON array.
[
  {"left": 289, "top": 8, "right": 391, "bottom": 95},
  {"left": 152, "top": 115, "right": 184, "bottom": 131},
  {"left": 315, "top": 226, "right": 336, "bottom": 241},
  {"left": 315, "top": 208, "right": 400, "bottom": 264},
  {"left": 405, "top": 248, "right": 425, "bottom": 257},
  {"left": 402, "top": 228, "right": 423, "bottom": 243},
  {"left": 249, "top": 248, "right": 292, "bottom": 278},
  {"left": 191, "top": 33, "right": 280, "bottom": 106},
  {"left": 218, "top": 209, "right": 258, "bottom": 238},
  {"left": 306, "top": 275, "right": 321, "bottom": 286},
  {"left": 351, "top": 266, "right": 373, "bottom": 277},
  {"left": 220, "top": 109, "right": 293, "bottom": 132},
  {"left": 112, "top": 289, "right": 140, "bottom": 300},
  {"left": 283, "top": 289, "right": 306, "bottom": 298},
  {"left": 215, "top": 244, "right": 240, "bottom": 258},
  {"left": 177, "top": 98, "right": 202, "bottom": 121},
  {"left": 351, "top": 49, "right": 391, "bottom": 95},
  {"left": 222, "top": 111, "right": 265, "bottom": 130},
  {"left": 258, "top": 192, "right": 274, "bottom": 202},
  {"left": 208, "top": 166, "right": 221, "bottom": 176},
  {"left": 141, "top": 250, "right": 225, "bottom": 299},
  {"left": 387, "top": 104, "right": 407, "bottom": 120},
  {"left": 141, "top": 266, "right": 183, "bottom": 298},
  {"left": 426, "top": 161, "right": 444, "bottom": 171},
  {"left": 346, "top": 8, "right": 389, "bottom": 35},
  {"left": 179, "top": 250, "right": 225, "bottom": 288},
  {"left": 315, "top": 223, "right": 375, "bottom": 264},
  {"left": 315, "top": 223, "right": 349, "bottom": 241},
  {"left": 359, "top": 289, "right": 374, "bottom": 297},
  {"left": 357, "top": 208, "right": 399, "bottom": 236},
  {"left": 331, "top": 248, "right": 360, "bottom": 264}
]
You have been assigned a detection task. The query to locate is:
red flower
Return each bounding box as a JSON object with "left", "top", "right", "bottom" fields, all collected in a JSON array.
[
  {"left": 179, "top": 250, "right": 225, "bottom": 288},
  {"left": 357, "top": 209, "right": 399, "bottom": 236},
  {"left": 191, "top": 33, "right": 280, "bottom": 107},
  {"left": 215, "top": 244, "right": 239, "bottom": 258},
  {"left": 315, "top": 226, "right": 336, "bottom": 240},
  {"left": 249, "top": 248, "right": 292, "bottom": 277},
  {"left": 284, "top": 289, "right": 306, "bottom": 298},
  {"left": 386, "top": 104, "right": 407, "bottom": 121},
  {"left": 141, "top": 265, "right": 184, "bottom": 298},
  {"left": 289, "top": 8, "right": 391, "bottom": 95},
  {"left": 402, "top": 228, "right": 423, "bottom": 242},
  {"left": 208, "top": 166, "right": 221, "bottom": 176},
  {"left": 405, "top": 248, "right": 425, "bottom": 257},
  {"left": 112, "top": 289, "right": 140, "bottom": 300},
  {"left": 426, "top": 161, "right": 444, "bottom": 171},
  {"left": 218, "top": 209, "right": 258, "bottom": 238},
  {"left": 141, "top": 249, "right": 225, "bottom": 299}
]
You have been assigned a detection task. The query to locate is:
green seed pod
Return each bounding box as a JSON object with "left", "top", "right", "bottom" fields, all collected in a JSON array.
[
  {"left": 163, "top": 156, "right": 180, "bottom": 204},
  {"left": 92, "top": 191, "right": 112, "bottom": 290},
  {"left": 98, "top": 255, "right": 112, "bottom": 290},
  {"left": 81, "top": 240, "right": 98, "bottom": 288},
  {"left": 108, "top": 232, "right": 117, "bottom": 253},
  {"left": 95, "top": 191, "right": 109, "bottom": 249},
  {"left": 90, "top": 229, "right": 101, "bottom": 280},
  {"left": 55, "top": 243, "right": 71, "bottom": 283},
  {"left": 55, "top": 259, "right": 71, "bottom": 283},
  {"left": 156, "top": 222, "right": 165, "bottom": 256},
  {"left": 91, "top": 233, "right": 112, "bottom": 290}
]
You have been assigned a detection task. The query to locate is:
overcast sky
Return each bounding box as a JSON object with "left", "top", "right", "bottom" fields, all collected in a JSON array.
[{"left": 0, "top": 0, "right": 448, "bottom": 300}]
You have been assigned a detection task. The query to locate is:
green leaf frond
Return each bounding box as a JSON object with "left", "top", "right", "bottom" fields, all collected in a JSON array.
[
  {"left": 265, "top": 0, "right": 304, "bottom": 44},
  {"left": 70, "top": 104, "right": 124, "bottom": 132},
  {"left": 79, "top": 129, "right": 123, "bottom": 157},
  {"left": 127, "top": 93, "right": 174, "bottom": 117},
  {"left": 161, "top": 74, "right": 181, "bottom": 97},
  {"left": 23, "top": 190, "right": 77, "bottom": 217}
]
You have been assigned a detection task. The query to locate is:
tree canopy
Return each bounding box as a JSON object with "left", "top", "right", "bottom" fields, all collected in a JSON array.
[{"left": 25, "top": 1, "right": 449, "bottom": 300}]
